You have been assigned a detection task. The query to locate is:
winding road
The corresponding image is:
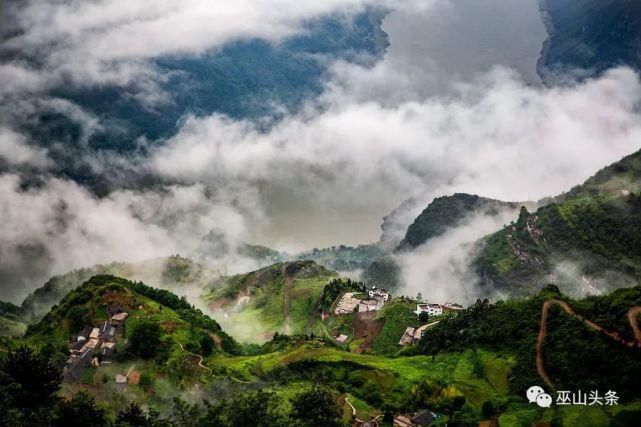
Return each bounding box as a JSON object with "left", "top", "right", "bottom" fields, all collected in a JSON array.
[
  {"left": 177, "top": 342, "right": 252, "bottom": 384},
  {"left": 178, "top": 342, "right": 214, "bottom": 375},
  {"left": 345, "top": 396, "right": 383, "bottom": 426},
  {"left": 536, "top": 299, "right": 641, "bottom": 389}
]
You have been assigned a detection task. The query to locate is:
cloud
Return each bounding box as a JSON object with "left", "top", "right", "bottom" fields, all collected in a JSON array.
[
  {"left": 147, "top": 67, "right": 641, "bottom": 248},
  {"left": 0, "top": 173, "right": 261, "bottom": 302},
  {"left": 0, "top": 127, "right": 50, "bottom": 167},
  {"left": 395, "top": 208, "right": 519, "bottom": 304},
  {"left": 2, "top": 0, "right": 641, "bottom": 305}
]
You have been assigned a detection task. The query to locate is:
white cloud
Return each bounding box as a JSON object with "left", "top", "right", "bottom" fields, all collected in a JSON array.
[
  {"left": 148, "top": 67, "right": 641, "bottom": 247},
  {"left": 0, "top": 127, "right": 50, "bottom": 167},
  {"left": 396, "top": 209, "right": 518, "bottom": 304},
  {"left": 0, "top": 173, "right": 261, "bottom": 301}
]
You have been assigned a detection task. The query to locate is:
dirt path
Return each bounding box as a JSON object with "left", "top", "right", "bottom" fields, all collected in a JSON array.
[
  {"left": 536, "top": 299, "right": 641, "bottom": 389},
  {"left": 282, "top": 265, "right": 293, "bottom": 335},
  {"left": 345, "top": 396, "right": 382, "bottom": 425},
  {"left": 178, "top": 342, "right": 214, "bottom": 376},
  {"left": 178, "top": 342, "right": 253, "bottom": 384},
  {"left": 126, "top": 364, "right": 136, "bottom": 377},
  {"left": 228, "top": 376, "right": 251, "bottom": 384},
  {"left": 628, "top": 307, "right": 641, "bottom": 345}
]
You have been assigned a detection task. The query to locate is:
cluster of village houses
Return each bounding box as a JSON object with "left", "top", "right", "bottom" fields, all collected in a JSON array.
[
  {"left": 334, "top": 286, "right": 390, "bottom": 315},
  {"left": 331, "top": 286, "right": 464, "bottom": 347},
  {"left": 62, "top": 306, "right": 129, "bottom": 387}
]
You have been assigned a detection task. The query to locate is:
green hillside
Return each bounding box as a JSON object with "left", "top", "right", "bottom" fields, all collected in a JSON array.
[
  {"left": 398, "top": 193, "right": 521, "bottom": 251},
  {"left": 476, "top": 150, "right": 641, "bottom": 297},
  {"left": 24, "top": 275, "right": 239, "bottom": 354},
  {"left": 413, "top": 286, "right": 641, "bottom": 416},
  {"left": 0, "top": 301, "right": 26, "bottom": 336},
  {"left": 20, "top": 256, "right": 219, "bottom": 322},
  {"left": 203, "top": 261, "right": 337, "bottom": 342},
  {"left": 4, "top": 273, "right": 641, "bottom": 425}
]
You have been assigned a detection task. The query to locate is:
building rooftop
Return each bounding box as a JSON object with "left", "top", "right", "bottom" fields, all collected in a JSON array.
[
  {"left": 335, "top": 334, "right": 349, "bottom": 344},
  {"left": 111, "top": 312, "right": 128, "bottom": 322},
  {"left": 412, "top": 409, "right": 437, "bottom": 426}
]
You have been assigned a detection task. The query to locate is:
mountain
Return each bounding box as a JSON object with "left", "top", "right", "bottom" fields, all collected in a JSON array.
[
  {"left": 379, "top": 197, "right": 423, "bottom": 248},
  {"left": 476, "top": 149, "right": 641, "bottom": 297},
  {"left": 15, "top": 10, "right": 389, "bottom": 194},
  {"left": 360, "top": 194, "right": 523, "bottom": 291},
  {"left": 538, "top": 0, "right": 641, "bottom": 82},
  {"left": 20, "top": 255, "right": 221, "bottom": 322},
  {"left": 295, "top": 244, "right": 384, "bottom": 272},
  {"left": 203, "top": 261, "right": 336, "bottom": 342},
  {"left": 397, "top": 193, "right": 522, "bottom": 251}
]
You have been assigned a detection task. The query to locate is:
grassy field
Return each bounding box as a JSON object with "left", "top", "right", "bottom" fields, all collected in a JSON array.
[
  {"left": 209, "top": 274, "right": 335, "bottom": 343},
  {"left": 0, "top": 316, "right": 27, "bottom": 337},
  {"left": 208, "top": 345, "right": 515, "bottom": 405}
]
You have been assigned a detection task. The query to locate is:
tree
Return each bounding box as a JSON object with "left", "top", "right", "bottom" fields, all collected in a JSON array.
[
  {"left": 0, "top": 346, "right": 61, "bottom": 409},
  {"left": 128, "top": 320, "right": 163, "bottom": 359},
  {"left": 170, "top": 398, "right": 201, "bottom": 427},
  {"left": 290, "top": 385, "right": 342, "bottom": 427},
  {"left": 115, "top": 402, "right": 163, "bottom": 426},
  {"left": 481, "top": 400, "right": 496, "bottom": 419},
  {"left": 227, "top": 390, "right": 282, "bottom": 427},
  {"left": 200, "top": 335, "right": 214, "bottom": 356},
  {"left": 67, "top": 306, "right": 90, "bottom": 333},
  {"left": 418, "top": 311, "right": 429, "bottom": 324},
  {"left": 54, "top": 392, "right": 109, "bottom": 427}
]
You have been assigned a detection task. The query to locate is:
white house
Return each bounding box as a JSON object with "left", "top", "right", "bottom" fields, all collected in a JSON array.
[
  {"left": 415, "top": 303, "right": 443, "bottom": 316},
  {"left": 358, "top": 298, "right": 384, "bottom": 312},
  {"left": 368, "top": 287, "right": 390, "bottom": 302}
]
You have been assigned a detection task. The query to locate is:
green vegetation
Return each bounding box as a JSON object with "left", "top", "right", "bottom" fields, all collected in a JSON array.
[
  {"left": 476, "top": 149, "right": 641, "bottom": 297},
  {"left": 19, "top": 256, "right": 219, "bottom": 323},
  {"left": 318, "top": 278, "right": 365, "bottom": 311},
  {"left": 362, "top": 255, "right": 401, "bottom": 291},
  {"left": 372, "top": 299, "right": 418, "bottom": 355},
  {"left": 127, "top": 320, "right": 163, "bottom": 360},
  {"left": 204, "top": 261, "right": 336, "bottom": 342},
  {"left": 0, "top": 301, "right": 27, "bottom": 336},
  {"left": 413, "top": 285, "right": 641, "bottom": 399},
  {"left": 4, "top": 270, "right": 641, "bottom": 425}
]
